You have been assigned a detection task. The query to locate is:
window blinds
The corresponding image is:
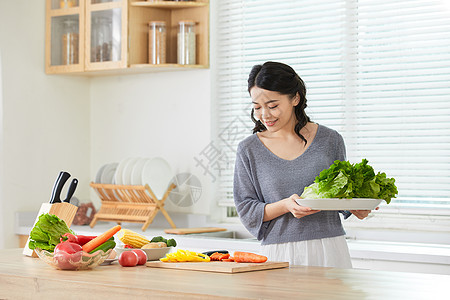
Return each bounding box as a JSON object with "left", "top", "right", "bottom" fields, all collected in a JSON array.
[{"left": 215, "top": 0, "right": 450, "bottom": 209}]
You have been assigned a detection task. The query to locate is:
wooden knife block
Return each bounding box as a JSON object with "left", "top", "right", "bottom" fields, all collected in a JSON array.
[{"left": 22, "top": 202, "right": 78, "bottom": 257}]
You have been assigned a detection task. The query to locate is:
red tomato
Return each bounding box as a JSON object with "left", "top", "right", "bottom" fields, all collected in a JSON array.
[
  {"left": 118, "top": 251, "right": 138, "bottom": 267},
  {"left": 132, "top": 249, "right": 147, "bottom": 265}
]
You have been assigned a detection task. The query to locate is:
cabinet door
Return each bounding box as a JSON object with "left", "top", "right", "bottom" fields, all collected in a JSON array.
[
  {"left": 85, "top": 0, "right": 127, "bottom": 71},
  {"left": 45, "top": 0, "right": 85, "bottom": 74}
]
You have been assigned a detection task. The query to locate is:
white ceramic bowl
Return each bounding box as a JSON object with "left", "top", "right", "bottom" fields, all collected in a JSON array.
[{"left": 115, "top": 246, "right": 171, "bottom": 261}]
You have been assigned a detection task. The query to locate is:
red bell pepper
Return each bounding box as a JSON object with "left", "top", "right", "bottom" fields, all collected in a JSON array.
[
  {"left": 75, "top": 235, "right": 97, "bottom": 246},
  {"left": 60, "top": 233, "right": 97, "bottom": 246}
]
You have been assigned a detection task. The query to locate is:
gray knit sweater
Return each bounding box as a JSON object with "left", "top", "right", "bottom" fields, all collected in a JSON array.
[{"left": 233, "top": 124, "right": 348, "bottom": 245}]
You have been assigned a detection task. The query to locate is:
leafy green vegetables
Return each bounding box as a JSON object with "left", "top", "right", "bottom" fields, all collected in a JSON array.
[
  {"left": 150, "top": 235, "right": 177, "bottom": 247},
  {"left": 300, "top": 159, "right": 398, "bottom": 204},
  {"left": 28, "top": 213, "right": 74, "bottom": 252}
]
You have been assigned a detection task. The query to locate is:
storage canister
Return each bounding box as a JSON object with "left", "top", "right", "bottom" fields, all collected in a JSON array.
[
  {"left": 60, "top": 0, "right": 77, "bottom": 9},
  {"left": 177, "top": 20, "right": 196, "bottom": 65},
  {"left": 91, "top": 16, "right": 112, "bottom": 62},
  {"left": 62, "top": 19, "right": 79, "bottom": 65},
  {"left": 148, "top": 21, "right": 166, "bottom": 64}
]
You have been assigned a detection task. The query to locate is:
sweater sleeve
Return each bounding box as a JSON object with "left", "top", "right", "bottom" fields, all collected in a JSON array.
[
  {"left": 339, "top": 210, "right": 352, "bottom": 219},
  {"left": 233, "top": 143, "right": 268, "bottom": 241},
  {"left": 335, "top": 131, "right": 347, "bottom": 161}
]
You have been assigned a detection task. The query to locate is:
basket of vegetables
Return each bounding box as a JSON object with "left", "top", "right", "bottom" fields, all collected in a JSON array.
[{"left": 29, "top": 214, "right": 120, "bottom": 270}]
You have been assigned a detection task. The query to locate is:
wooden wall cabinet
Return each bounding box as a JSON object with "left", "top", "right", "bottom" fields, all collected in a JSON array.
[
  {"left": 45, "top": 0, "right": 85, "bottom": 73},
  {"left": 85, "top": 0, "right": 128, "bottom": 72},
  {"left": 45, "top": 0, "right": 209, "bottom": 75}
]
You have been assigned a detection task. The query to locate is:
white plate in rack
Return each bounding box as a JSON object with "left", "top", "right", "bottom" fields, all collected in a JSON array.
[
  {"left": 295, "top": 198, "right": 383, "bottom": 210},
  {"left": 131, "top": 158, "right": 150, "bottom": 185},
  {"left": 101, "top": 163, "right": 118, "bottom": 184},
  {"left": 122, "top": 157, "right": 140, "bottom": 185},
  {"left": 115, "top": 158, "right": 133, "bottom": 185},
  {"left": 141, "top": 157, "right": 173, "bottom": 199},
  {"left": 95, "top": 164, "right": 107, "bottom": 183}
]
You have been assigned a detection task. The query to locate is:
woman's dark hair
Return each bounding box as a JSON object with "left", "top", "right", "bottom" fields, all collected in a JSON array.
[{"left": 247, "top": 61, "right": 311, "bottom": 144}]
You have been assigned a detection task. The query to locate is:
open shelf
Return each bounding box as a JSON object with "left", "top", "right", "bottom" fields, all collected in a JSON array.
[
  {"left": 131, "top": 1, "right": 208, "bottom": 9},
  {"left": 128, "top": 0, "right": 209, "bottom": 68}
]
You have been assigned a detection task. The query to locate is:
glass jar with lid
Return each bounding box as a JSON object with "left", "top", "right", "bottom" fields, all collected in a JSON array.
[
  {"left": 60, "top": 0, "right": 77, "bottom": 9},
  {"left": 61, "top": 19, "right": 79, "bottom": 65},
  {"left": 177, "top": 20, "right": 196, "bottom": 65},
  {"left": 148, "top": 21, "right": 166, "bottom": 64},
  {"left": 91, "top": 16, "right": 112, "bottom": 62}
]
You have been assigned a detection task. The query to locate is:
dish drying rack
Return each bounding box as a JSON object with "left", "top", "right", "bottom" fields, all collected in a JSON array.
[{"left": 89, "top": 182, "right": 176, "bottom": 231}]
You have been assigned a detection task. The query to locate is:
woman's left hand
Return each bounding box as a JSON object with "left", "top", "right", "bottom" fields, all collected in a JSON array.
[{"left": 350, "top": 207, "right": 379, "bottom": 219}]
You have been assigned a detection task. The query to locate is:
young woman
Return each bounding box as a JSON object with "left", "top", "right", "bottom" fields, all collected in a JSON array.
[{"left": 233, "top": 61, "right": 373, "bottom": 267}]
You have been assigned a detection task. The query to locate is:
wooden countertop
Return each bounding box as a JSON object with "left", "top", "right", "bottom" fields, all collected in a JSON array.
[{"left": 1, "top": 249, "right": 449, "bottom": 299}]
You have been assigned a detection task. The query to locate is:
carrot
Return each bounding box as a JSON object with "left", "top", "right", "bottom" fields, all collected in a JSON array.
[
  {"left": 210, "top": 252, "right": 221, "bottom": 261},
  {"left": 219, "top": 253, "right": 230, "bottom": 261},
  {"left": 222, "top": 256, "right": 234, "bottom": 262},
  {"left": 233, "top": 251, "right": 267, "bottom": 263},
  {"left": 210, "top": 252, "right": 231, "bottom": 261},
  {"left": 82, "top": 225, "right": 121, "bottom": 253},
  {"left": 210, "top": 252, "right": 225, "bottom": 260}
]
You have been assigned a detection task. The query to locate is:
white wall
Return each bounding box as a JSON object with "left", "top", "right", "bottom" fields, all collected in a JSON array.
[{"left": 0, "top": 0, "right": 91, "bottom": 248}]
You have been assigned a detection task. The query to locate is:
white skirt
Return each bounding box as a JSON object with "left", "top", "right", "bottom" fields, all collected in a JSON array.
[{"left": 260, "top": 236, "right": 352, "bottom": 268}]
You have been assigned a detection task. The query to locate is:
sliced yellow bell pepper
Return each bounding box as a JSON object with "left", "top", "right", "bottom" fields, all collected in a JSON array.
[{"left": 160, "top": 249, "right": 211, "bottom": 262}]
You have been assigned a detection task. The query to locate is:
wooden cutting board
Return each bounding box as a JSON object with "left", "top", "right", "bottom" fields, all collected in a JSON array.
[
  {"left": 146, "top": 261, "right": 289, "bottom": 273},
  {"left": 164, "top": 227, "right": 227, "bottom": 235}
]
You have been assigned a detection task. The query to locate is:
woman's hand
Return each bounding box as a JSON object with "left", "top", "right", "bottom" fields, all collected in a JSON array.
[
  {"left": 350, "top": 207, "right": 379, "bottom": 219},
  {"left": 287, "top": 194, "right": 321, "bottom": 219},
  {"left": 263, "top": 194, "right": 320, "bottom": 221}
]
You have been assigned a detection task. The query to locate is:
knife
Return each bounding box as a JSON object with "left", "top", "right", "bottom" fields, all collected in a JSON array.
[
  {"left": 64, "top": 178, "right": 78, "bottom": 203},
  {"left": 49, "top": 171, "right": 71, "bottom": 204},
  {"left": 202, "top": 250, "right": 229, "bottom": 256}
]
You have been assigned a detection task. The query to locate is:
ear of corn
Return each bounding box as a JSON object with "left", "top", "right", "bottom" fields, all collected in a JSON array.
[{"left": 117, "top": 229, "right": 150, "bottom": 248}]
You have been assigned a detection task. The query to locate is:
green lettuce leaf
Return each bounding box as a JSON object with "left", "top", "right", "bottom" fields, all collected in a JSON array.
[
  {"left": 29, "top": 225, "right": 50, "bottom": 243},
  {"left": 28, "top": 240, "right": 55, "bottom": 252},
  {"left": 28, "top": 213, "right": 75, "bottom": 251},
  {"left": 300, "top": 159, "right": 398, "bottom": 204}
]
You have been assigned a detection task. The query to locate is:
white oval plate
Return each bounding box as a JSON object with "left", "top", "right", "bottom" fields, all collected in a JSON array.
[
  {"left": 95, "top": 164, "right": 107, "bottom": 183},
  {"left": 101, "top": 163, "right": 118, "bottom": 184},
  {"left": 115, "top": 158, "right": 132, "bottom": 185},
  {"left": 295, "top": 198, "right": 383, "bottom": 210},
  {"left": 131, "top": 158, "right": 150, "bottom": 185},
  {"left": 122, "top": 157, "right": 140, "bottom": 185},
  {"left": 141, "top": 157, "right": 173, "bottom": 199}
]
